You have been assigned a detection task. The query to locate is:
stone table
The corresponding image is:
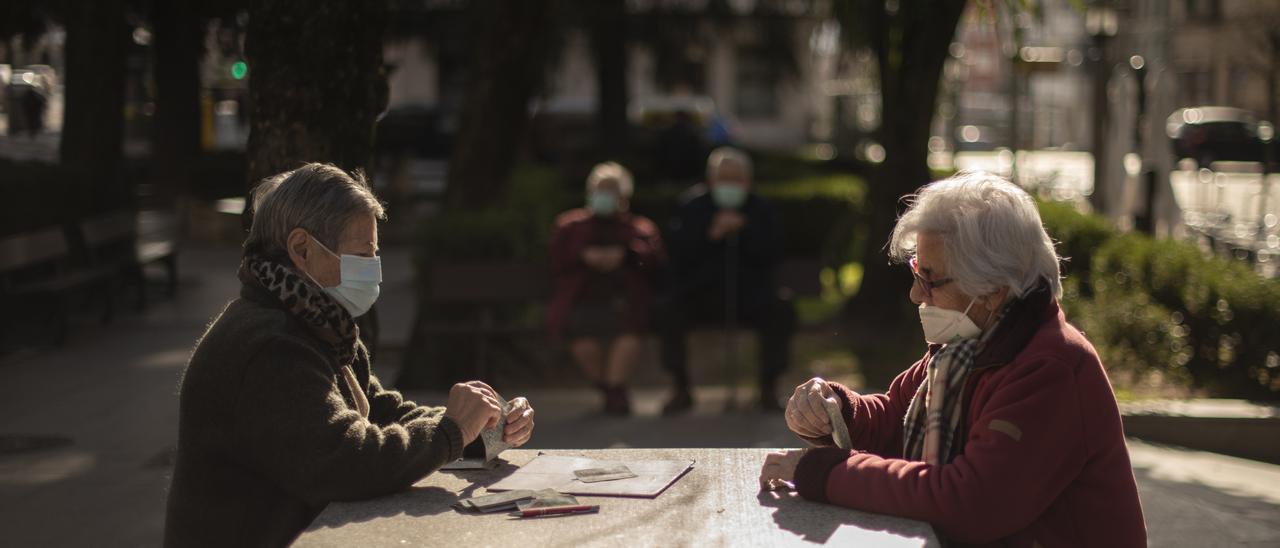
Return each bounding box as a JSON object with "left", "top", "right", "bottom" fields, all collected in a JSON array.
[{"left": 297, "top": 448, "right": 940, "bottom": 547}]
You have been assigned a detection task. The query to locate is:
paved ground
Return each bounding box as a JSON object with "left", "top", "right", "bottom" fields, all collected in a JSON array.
[{"left": 0, "top": 246, "right": 1277, "bottom": 546}]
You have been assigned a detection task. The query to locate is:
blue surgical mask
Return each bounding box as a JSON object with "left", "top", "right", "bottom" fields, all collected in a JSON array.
[
  {"left": 711, "top": 184, "right": 748, "bottom": 210},
  {"left": 308, "top": 236, "right": 382, "bottom": 318},
  {"left": 588, "top": 191, "right": 619, "bottom": 217}
]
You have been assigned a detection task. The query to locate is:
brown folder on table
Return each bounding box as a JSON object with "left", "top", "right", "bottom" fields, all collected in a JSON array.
[{"left": 485, "top": 455, "right": 694, "bottom": 498}]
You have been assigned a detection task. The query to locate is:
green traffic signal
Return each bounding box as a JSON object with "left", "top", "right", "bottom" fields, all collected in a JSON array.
[{"left": 231, "top": 61, "right": 248, "bottom": 80}]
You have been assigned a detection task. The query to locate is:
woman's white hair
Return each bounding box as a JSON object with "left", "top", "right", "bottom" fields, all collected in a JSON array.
[
  {"left": 888, "top": 171, "right": 1062, "bottom": 299},
  {"left": 586, "top": 161, "right": 634, "bottom": 198}
]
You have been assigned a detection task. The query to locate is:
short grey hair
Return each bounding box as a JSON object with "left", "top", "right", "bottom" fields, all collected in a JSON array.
[
  {"left": 586, "top": 161, "right": 634, "bottom": 198},
  {"left": 888, "top": 171, "right": 1062, "bottom": 299},
  {"left": 244, "top": 163, "right": 386, "bottom": 260},
  {"left": 706, "top": 146, "right": 753, "bottom": 182}
]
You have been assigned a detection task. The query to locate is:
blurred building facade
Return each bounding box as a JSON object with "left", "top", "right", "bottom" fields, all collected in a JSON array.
[
  {"left": 384, "top": 3, "right": 829, "bottom": 154},
  {"left": 1096, "top": 0, "right": 1280, "bottom": 233}
]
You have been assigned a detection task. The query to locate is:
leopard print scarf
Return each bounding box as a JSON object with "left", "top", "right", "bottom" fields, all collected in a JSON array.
[{"left": 238, "top": 255, "right": 359, "bottom": 367}]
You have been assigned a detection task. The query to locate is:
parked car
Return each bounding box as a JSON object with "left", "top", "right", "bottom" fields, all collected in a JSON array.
[
  {"left": 1166, "top": 106, "right": 1279, "bottom": 168},
  {"left": 5, "top": 68, "right": 50, "bottom": 137}
]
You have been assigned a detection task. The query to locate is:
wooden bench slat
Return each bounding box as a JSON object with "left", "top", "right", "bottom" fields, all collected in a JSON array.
[
  {"left": 0, "top": 228, "right": 69, "bottom": 271},
  {"left": 81, "top": 211, "right": 137, "bottom": 246},
  {"left": 429, "top": 263, "right": 550, "bottom": 302}
]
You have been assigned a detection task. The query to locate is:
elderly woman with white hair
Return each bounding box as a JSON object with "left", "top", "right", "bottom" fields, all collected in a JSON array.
[
  {"left": 760, "top": 172, "right": 1146, "bottom": 546},
  {"left": 548, "top": 162, "right": 665, "bottom": 415},
  {"left": 165, "top": 163, "right": 536, "bottom": 547}
]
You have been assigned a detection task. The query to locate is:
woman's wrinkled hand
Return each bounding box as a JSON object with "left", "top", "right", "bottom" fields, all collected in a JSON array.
[
  {"left": 503, "top": 396, "right": 535, "bottom": 447},
  {"left": 785, "top": 377, "right": 839, "bottom": 439},
  {"left": 759, "top": 450, "right": 805, "bottom": 491},
  {"left": 444, "top": 381, "right": 503, "bottom": 446}
]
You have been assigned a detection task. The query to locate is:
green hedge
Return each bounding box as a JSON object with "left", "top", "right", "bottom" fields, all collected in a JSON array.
[
  {"left": 1041, "top": 202, "right": 1280, "bottom": 400},
  {"left": 629, "top": 173, "right": 867, "bottom": 265},
  {"left": 417, "top": 166, "right": 868, "bottom": 269}
]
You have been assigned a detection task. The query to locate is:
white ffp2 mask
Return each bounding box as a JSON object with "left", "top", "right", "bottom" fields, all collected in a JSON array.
[{"left": 918, "top": 298, "right": 982, "bottom": 344}]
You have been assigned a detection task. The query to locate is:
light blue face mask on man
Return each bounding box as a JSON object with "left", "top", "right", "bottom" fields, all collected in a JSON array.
[
  {"left": 588, "top": 191, "right": 619, "bottom": 217},
  {"left": 309, "top": 236, "right": 382, "bottom": 318},
  {"left": 711, "top": 183, "right": 748, "bottom": 210}
]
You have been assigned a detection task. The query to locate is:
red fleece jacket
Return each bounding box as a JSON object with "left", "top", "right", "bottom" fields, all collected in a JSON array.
[{"left": 794, "top": 298, "right": 1146, "bottom": 547}]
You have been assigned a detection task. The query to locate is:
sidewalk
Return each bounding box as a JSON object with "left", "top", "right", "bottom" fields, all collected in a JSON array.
[
  {"left": 0, "top": 245, "right": 1277, "bottom": 546},
  {"left": 1121, "top": 400, "right": 1280, "bottom": 464}
]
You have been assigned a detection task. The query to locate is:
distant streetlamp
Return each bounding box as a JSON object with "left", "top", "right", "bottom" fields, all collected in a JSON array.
[
  {"left": 1128, "top": 54, "right": 1155, "bottom": 233},
  {"left": 1259, "top": 121, "right": 1275, "bottom": 242},
  {"left": 1086, "top": 2, "right": 1118, "bottom": 214}
]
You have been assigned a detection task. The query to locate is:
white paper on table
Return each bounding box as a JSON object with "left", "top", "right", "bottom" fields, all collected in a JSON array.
[{"left": 486, "top": 455, "right": 694, "bottom": 498}]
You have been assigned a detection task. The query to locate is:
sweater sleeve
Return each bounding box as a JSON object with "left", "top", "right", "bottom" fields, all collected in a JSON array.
[
  {"left": 365, "top": 374, "right": 444, "bottom": 427},
  {"left": 550, "top": 216, "right": 587, "bottom": 278},
  {"left": 797, "top": 355, "right": 1088, "bottom": 544},
  {"left": 736, "top": 200, "right": 782, "bottom": 268},
  {"left": 797, "top": 360, "right": 927, "bottom": 457},
  {"left": 231, "top": 337, "right": 465, "bottom": 506}
]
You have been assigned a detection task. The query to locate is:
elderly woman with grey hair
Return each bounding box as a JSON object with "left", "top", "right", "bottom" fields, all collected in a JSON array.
[
  {"left": 164, "top": 163, "right": 536, "bottom": 547},
  {"left": 760, "top": 172, "right": 1146, "bottom": 546}
]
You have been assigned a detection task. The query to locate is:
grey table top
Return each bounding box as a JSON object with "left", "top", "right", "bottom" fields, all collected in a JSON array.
[{"left": 297, "top": 448, "right": 940, "bottom": 547}]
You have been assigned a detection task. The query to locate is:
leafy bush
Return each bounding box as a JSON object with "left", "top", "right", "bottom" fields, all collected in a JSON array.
[
  {"left": 1041, "top": 202, "right": 1280, "bottom": 400},
  {"left": 629, "top": 173, "right": 867, "bottom": 265}
]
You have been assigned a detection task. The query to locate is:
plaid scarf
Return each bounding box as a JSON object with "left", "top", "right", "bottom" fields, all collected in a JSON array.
[{"left": 902, "top": 300, "right": 1011, "bottom": 466}]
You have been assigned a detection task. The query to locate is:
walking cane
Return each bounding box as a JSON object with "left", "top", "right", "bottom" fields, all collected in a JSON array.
[{"left": 724, "top": 231, "right": 739, "bottom": 412}]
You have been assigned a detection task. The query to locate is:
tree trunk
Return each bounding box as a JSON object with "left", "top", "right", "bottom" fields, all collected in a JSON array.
[
  {"left": 591, "top": 0, "right": 629, "bottom": 160},
  {"left": 242, "top": 0, "right": 390, "bottom": 227},
  {"left": 151, "top": 0, "right": 203, "bottom": 206},
  {"left": 842, "top": 0, "right": 967, "bottom": 333},
  {"left": 242, "top": 0, "right": 389, "bottom": 354},
  {"left": 445, "top": 0, "right": 552, "bottom": 208},
  {"left": 60, "top": 0, "right": 129, "bottom": 210}
]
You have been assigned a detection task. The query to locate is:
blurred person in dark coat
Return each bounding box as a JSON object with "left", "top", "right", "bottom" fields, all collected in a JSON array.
[{"left": 658, "top": 147, "right": 796, "bottom": 415}]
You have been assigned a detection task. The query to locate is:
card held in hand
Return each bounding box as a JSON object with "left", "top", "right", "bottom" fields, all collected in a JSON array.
[
  {"left": 573, "top": 464, "right": 638, "bottom": 483},
  {"left": 824, "top": 397, "right": 852, "bottom": 449},
  {"left": 442, "top": 395, "right": 513, "bottom": 470}
]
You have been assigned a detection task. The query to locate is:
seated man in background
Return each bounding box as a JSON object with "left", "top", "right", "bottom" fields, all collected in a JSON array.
[
  {"left": 658, "top": 147, "right": 797, "bottom": 414},
  {"left": 548, "top": 162, "right": 665, "bottom": 415}
]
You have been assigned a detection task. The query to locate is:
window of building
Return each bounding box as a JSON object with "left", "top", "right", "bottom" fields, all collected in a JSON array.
[
  {"left": 1179, "top": 69, "right": 1212, "bottom": 105},
  {"left": 1183, "top": 0, "right": 1222, "bottom": 23},
  {"left": 735, "top": 48, "right": 779, "bottom": 120}
]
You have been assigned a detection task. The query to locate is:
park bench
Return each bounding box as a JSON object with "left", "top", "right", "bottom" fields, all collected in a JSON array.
[
  {"left": 79, "top": 210, "right": 179, "bottom": 310},
  {"left": 0, "top": 227, "right": 116, "bottom": 344},
  {"left": 417, "top": 259, "right": 824, "bottom": 382}
]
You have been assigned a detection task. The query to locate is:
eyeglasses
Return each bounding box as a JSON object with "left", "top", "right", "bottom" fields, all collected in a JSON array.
[{"left": 909, "top": 256, "right": 953, "bottom": 299}]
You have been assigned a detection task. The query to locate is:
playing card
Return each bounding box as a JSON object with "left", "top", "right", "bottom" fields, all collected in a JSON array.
[
  {"left": 573, "top": 465, "right": 638, "bottom": 483},
  {"left": 825, "top": 398, "right": 852, "bottom": 449},
  {"left": 455, "top": 489, "right": 539, "bottom": 513},
  {"left": 516, "top": 489, "right": 579, "bottom": 510}
]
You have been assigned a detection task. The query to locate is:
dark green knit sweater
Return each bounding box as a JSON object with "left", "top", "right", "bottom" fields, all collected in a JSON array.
[{"left": 164, "top": 283, "right": 464, "bottom": 547}]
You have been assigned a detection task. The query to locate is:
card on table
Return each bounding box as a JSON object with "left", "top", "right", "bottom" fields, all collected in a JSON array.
[{"left": 573, "top": 465, "right": 638, "bottom": 483}]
